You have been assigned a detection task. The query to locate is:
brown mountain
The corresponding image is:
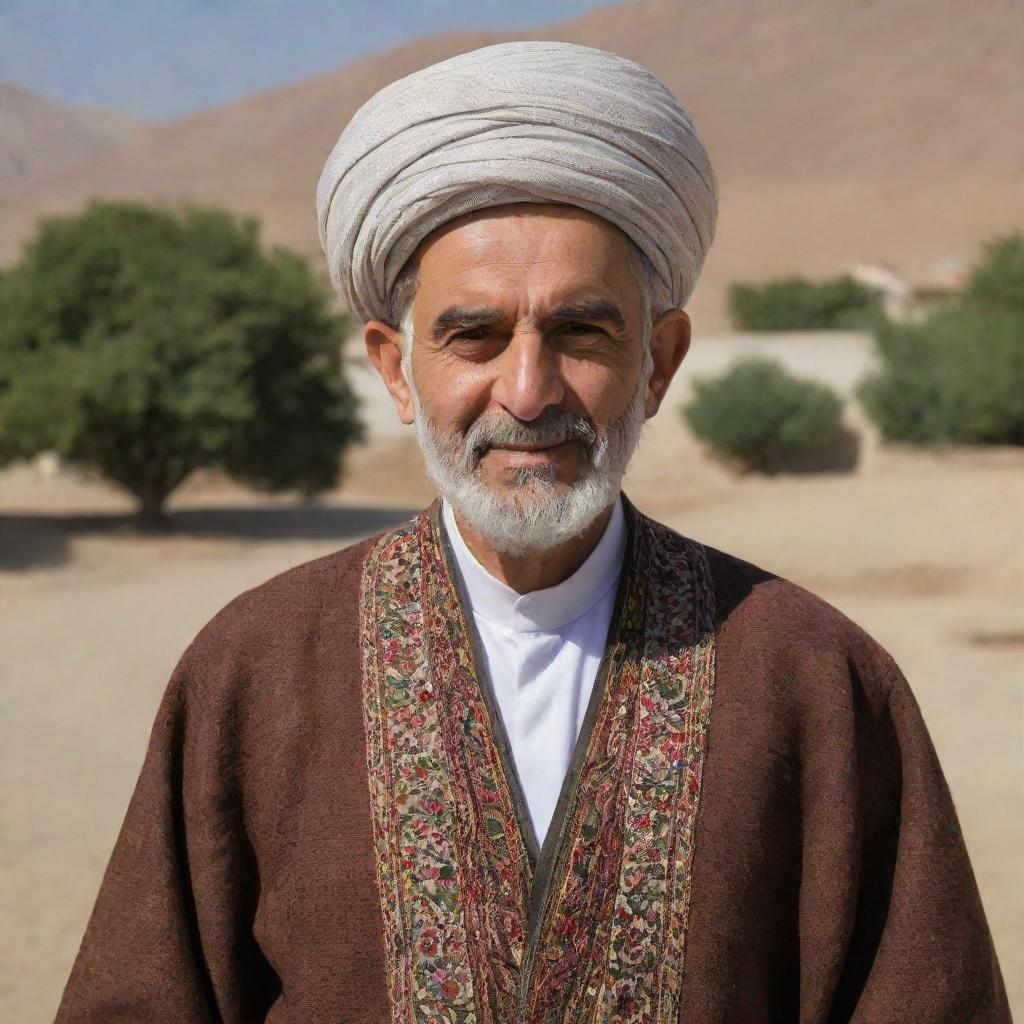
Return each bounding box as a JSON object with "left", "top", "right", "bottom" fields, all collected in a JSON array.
[
  {"left": 2, "top": 0, "right": 1021, "bottom": 327},
  {"left": 0, "top": 83, "right": 144, "bottom": 197}
]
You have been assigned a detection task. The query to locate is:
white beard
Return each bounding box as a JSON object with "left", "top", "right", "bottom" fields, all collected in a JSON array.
[{"left": 403, "top": 341, "right": 652, "bottom": 556}]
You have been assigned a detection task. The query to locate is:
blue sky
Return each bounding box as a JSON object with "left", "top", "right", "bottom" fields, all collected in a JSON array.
[{"left": 0, "top": 0, "right": 603, "bottom": 118}]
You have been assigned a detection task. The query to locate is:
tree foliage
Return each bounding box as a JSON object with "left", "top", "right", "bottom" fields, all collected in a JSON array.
[
  {"left": 964, "top": 233, "right": 1024, "bottom": 315},
  {"left": 858, "top": 232, "right": 1024, "bottom": 446},
  {"left": 0, "top": 202, "right": 363, "bottom": 524},
  {"left": 729, "top": 275, "right": 884, "bottom": 331},
  {"left": 682, "top": 357, "right": 845, "bottom": 473}
]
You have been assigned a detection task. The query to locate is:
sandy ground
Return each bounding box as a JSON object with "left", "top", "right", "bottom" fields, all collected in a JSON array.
[{"left": 2, "top": 335, "right": 1022, "bottom": 1020}]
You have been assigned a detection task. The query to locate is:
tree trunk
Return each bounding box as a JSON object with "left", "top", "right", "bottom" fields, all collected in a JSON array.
[{"left": 135, "top": 487, "right": 171, "bottom": 532}]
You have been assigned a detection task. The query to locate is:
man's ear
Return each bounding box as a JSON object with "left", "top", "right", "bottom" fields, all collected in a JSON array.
[
  {"left": 365, "top": 320, "right": 415, "bottom": 425},
  {"left": 645, "top": 309, "right": 691, "bottom": 419}
]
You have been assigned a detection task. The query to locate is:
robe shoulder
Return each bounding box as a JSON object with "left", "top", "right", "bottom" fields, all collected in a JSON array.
[
  {"left": 698, "top": 539, "right": 902, "bottom": 715},
  {"left": 174, "top": 527, "right": 387, "bottom": 701}
]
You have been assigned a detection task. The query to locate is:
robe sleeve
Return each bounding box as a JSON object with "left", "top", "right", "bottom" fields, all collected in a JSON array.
[
  {"left": 828, "top": 653, "right": 1011, "bottom": 1022},
  {"left": 53, "top": 640, "right": 276, "bottom": 1023}
]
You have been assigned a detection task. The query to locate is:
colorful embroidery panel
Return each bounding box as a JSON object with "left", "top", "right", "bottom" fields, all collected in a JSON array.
[
  {"left": 360, "top": 521, "right": 480, "bottom": 1022},
  {"left": 359, "top": 503, "right": 718, "bottom": 1023}
]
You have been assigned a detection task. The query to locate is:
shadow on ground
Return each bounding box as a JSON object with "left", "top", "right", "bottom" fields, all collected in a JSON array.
[{"left": 0, "top": 503, "right": 421, "bottom": 572}]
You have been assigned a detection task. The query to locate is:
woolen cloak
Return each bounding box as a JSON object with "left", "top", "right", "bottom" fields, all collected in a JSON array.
[{"left": 54, "top": 496, "right": 1011, "bottom": 1023}]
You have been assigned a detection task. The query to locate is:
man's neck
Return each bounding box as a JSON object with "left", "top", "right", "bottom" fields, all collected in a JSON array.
[{"left": 449, "top": 501, "right": 618, "bottom": 595}]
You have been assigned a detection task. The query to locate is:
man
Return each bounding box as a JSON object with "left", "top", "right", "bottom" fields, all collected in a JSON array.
[{"left": 56, "top": 41, "right": 1009, "bottom": 1023}]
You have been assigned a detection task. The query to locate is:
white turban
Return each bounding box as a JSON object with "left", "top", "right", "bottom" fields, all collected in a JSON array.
[{"left": 316, "top": 40, "right": 718, "bottom": 323}]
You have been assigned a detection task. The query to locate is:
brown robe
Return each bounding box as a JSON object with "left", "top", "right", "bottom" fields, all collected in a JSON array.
[{"left": 54, "top": 497, "right": 1011, "bottom": 1023}]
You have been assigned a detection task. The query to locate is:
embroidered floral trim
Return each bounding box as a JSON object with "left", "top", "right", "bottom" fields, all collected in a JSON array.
[
  {"left": 420, "top": 513, "right": 533, "bottom": 1021},
  {"left": 360, "top": 505, "right": 718, "bottom": 1023},
  {"left": 360, "top": 520, "right": 480, "bottom": 1022}
]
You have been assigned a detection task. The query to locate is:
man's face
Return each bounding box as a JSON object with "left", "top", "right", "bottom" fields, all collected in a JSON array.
[
  {"left": 408, "top": 204, "right": 647, "bottom": 486},
  {"left": 365, "top": 202, "right": 690, "bottom": 554}
]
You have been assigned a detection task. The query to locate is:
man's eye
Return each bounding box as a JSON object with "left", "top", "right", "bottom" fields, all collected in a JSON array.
[
  {"left": 452, "top": 328, "right": 489, "bottom": 342},
  {"left": 562, "top": 323, "right": 603, "bottom": 337}
]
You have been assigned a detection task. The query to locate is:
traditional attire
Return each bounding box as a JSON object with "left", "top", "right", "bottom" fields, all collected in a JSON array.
[{"left": 56, "top": 498, "right": 1009, "bottom": 1022}]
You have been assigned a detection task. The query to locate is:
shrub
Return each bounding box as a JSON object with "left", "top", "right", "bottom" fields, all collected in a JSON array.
[
  {"left": 729, "top": 275, "right": 884, "bottom": 331},
  {"left": 0, "top": 201, "right": 364, "bottom": 526},
  {"left": 858, "top": 232, "right": 1024, "bottom": 447},
  {"left": 682, "top": 357, "right": 845, "bottom": 473},
  {"left": 858, "top": 303, "right": 1024, "bottom": 445}
]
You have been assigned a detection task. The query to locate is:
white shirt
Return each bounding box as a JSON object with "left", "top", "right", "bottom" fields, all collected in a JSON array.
[{"left": 441, "top": 497, "right": 627, "bottom": 847}]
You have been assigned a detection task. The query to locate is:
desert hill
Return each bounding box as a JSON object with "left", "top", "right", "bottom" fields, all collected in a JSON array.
[
  {"left": 1, "top": 0, "right": 1021, "bottom": 327},
  {"left": 0, "top": 83, "right": 144, "bottom": 197}
]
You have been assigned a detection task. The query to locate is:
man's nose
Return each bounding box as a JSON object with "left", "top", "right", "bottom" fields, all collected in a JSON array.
[{"left": 490, "top": 330, "right": 565, "bottom": 421}]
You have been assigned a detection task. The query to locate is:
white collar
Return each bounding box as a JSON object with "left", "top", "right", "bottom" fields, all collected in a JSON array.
[{"left": 441, "top": 495, "right": 627, "bottom": 633}]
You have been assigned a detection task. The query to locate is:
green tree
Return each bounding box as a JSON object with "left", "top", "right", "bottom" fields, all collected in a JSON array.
[
  {"left": 0, "top": 202, "right": 363, "bottom": 527},
  {"left": 965, "top": 233, "right": 1024, "bottom": 315},
  {"left": 682, "top": 357, "right": 845, "bottom": 473}
]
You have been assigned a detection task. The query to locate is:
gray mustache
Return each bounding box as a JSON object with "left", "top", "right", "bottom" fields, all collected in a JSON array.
[{"left": 467, "top": 408, "right": 597, "bottom": 459}]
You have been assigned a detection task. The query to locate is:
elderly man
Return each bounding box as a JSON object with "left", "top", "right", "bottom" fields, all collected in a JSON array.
[{"left": 56, "top": 42, "right": 1008, "bottom": 1024}]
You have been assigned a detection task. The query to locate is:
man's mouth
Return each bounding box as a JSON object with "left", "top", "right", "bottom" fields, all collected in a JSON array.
[
  {"left": 489, "top": 441, "right": 565, "bottom": 453},
  {"left": 479, "top": 439, "right": 576, "bottom": 469}
]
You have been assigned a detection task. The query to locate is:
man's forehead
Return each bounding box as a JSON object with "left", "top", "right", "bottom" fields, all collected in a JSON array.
[
  {"left": 415, "top": 261, "right": 638, "bottom": 328},
  {"left": 410, "top": 204, "right": 637, "bottom": 305},
  {"left": 414, "top": 202, "right": 634, "bottom": 268}
]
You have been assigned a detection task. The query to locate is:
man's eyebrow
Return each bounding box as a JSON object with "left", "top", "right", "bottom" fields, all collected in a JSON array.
[
  {"left": 429, "top": 305, "right": 505, "bottom": 340},
  {"left": 428, "top": 299, "right": 628, "bottom": 340},
  {"left": 542, "top": 299, "right": 627, "bottom": 332}
]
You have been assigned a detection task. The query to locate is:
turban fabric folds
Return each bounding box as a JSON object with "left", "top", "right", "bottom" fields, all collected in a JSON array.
[{"left": 316, "top": 40, "right": 718, "bottom": 323}]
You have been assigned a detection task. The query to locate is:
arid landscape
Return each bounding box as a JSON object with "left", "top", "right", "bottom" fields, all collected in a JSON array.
[{"left": 2, "top": 0, "right": 1022, "bottom": 1018}]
